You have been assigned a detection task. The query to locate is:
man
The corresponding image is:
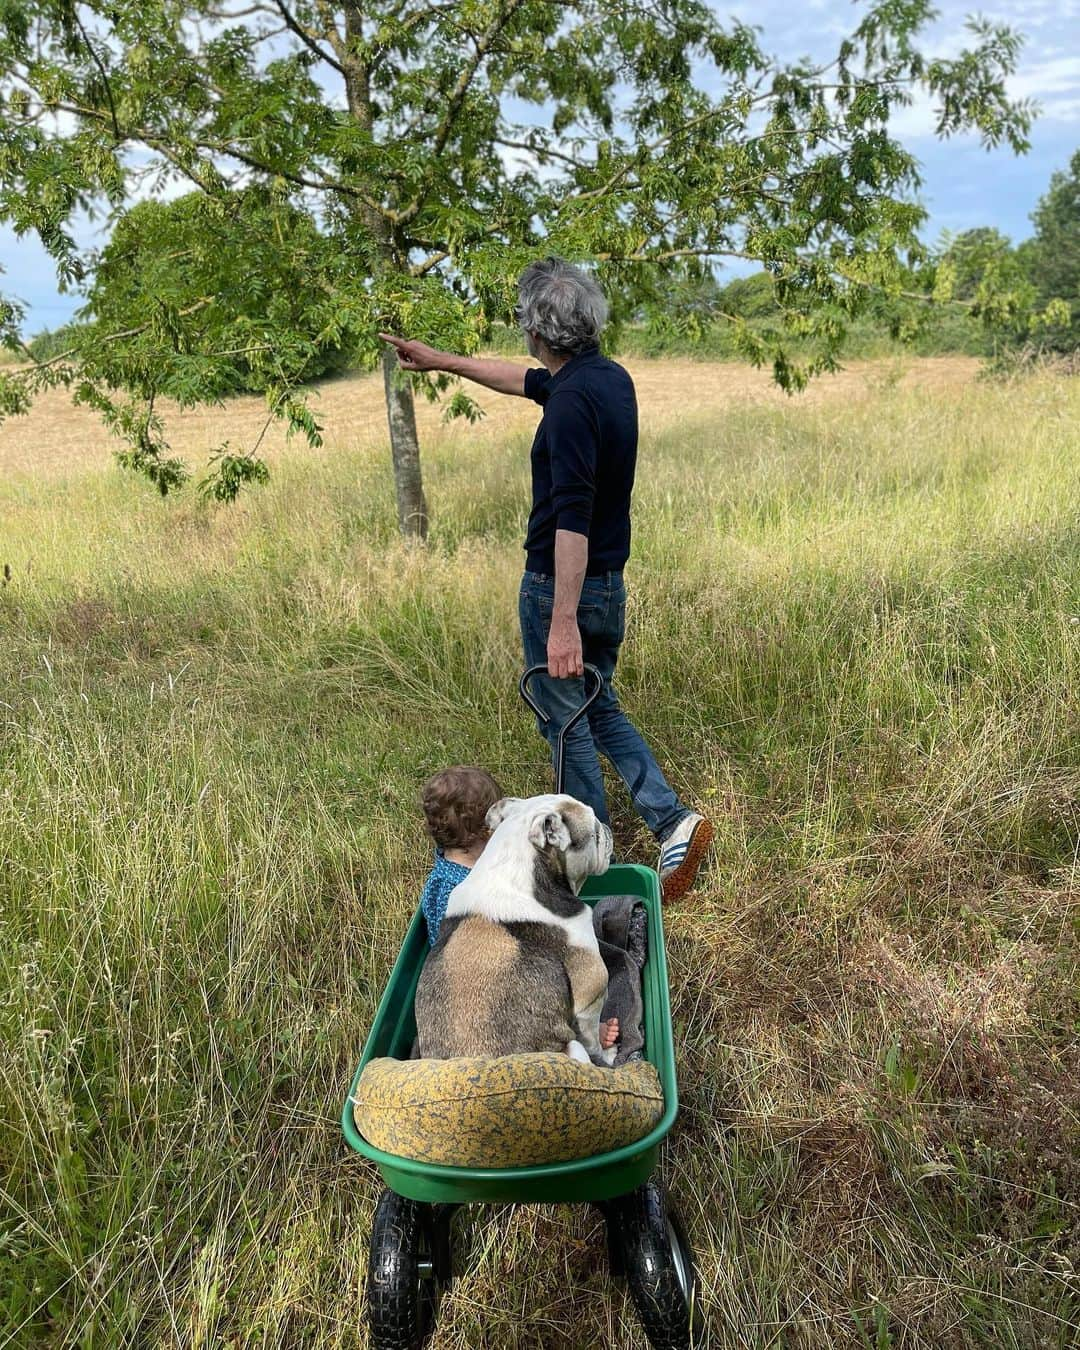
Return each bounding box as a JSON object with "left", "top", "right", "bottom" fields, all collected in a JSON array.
[{"left": 381, "top": 256, "right": 712, "bottom": 900}]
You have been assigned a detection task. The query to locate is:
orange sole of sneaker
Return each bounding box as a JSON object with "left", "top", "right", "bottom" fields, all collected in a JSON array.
[{"left": 661, "top": 818, "right": 714, "bottom": 903}]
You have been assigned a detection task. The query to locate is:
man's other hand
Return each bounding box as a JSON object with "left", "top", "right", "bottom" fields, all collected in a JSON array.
[
  {"left": 548, "top": 615, "right": 584, "bottom": 679},
  {"left": 380, "top": 333, "right": 443, "bottom": 372}
]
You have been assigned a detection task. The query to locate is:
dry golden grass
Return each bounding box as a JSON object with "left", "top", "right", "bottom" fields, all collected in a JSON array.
[{"left": 0, "top": 353, "right": 979, "bottom": 481}]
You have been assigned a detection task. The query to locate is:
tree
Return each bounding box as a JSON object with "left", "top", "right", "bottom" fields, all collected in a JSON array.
[
  {"left": 1022, "top": 149, "right": 1080, "bottom": 351},
  {"left": 1, "top": 1, "right": 1034, "bottom": 533},
  {"left": 625, "top": 259, "right": 725, "bottom": 346},
  {"left": 70, "top": 187, "right": 359, "bottom": 494},
  {"left": 940, "top": 227, "right": 1017, "bottom": 301},
  {"left": 932, "top": 225, "right": 1035, "bottom": 345},
  {"left": 718, "top": 273, "right": 780, "bottom": 322},
  {"left": 89, "top": 190, "right": 356, "bottom": 393}
]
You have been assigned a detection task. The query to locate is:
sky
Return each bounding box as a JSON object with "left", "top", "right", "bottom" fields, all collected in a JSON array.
[{"left": 2, "top": 0, "right": 1078, "bottom": 336}]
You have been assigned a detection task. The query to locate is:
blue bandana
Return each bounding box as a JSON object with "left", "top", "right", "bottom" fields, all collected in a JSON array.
[{"left": 419, "top": 850, "right": 472, "bottom": 945}]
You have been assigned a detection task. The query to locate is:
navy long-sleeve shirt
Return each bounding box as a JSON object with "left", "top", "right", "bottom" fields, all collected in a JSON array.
[{"left": 522, "top": 346, "right": 638, "bottom": 576}]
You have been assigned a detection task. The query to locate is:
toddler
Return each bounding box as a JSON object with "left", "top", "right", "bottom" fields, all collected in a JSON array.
[{"left": 419, "top": 766, "right": 502, "bottom": 946}]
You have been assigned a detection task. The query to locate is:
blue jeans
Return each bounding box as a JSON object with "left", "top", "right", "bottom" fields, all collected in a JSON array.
[{"left": 518, "top": 570, "right": 687, "bottom": 842}]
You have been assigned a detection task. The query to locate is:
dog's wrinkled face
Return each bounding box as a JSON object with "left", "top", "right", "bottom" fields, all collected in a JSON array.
[{"left": 487, "top": 794, "right": 613, "bottom": 893}]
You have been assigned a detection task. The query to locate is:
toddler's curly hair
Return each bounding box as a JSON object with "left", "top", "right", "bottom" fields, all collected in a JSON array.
[{"left": 421, "top": 766, "right": 503, "bottom": 851}]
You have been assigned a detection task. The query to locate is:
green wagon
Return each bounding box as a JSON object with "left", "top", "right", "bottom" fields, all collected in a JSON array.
[{"left": 341, "top": 668, "right": 701, "bottom": 1347}]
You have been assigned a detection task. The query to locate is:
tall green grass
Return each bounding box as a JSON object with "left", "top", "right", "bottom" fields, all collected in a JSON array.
[{"left": 1, "top": 367, "right": 1078, "bottom": 1347}]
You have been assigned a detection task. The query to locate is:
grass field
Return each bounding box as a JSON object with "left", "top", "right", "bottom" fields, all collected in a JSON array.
[{"left": 1, "top": 354, "right": 1078, "bottom": 1348}]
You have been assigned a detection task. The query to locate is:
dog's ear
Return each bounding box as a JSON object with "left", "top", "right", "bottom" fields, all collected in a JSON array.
[
  {"left": 485, "top": 797, "right": 523, "bottom": 831},
  {"left": 528, "top": 809, "right": 573, "bottom": 853}
]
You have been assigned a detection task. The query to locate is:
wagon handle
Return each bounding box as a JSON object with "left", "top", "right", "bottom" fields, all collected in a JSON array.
[{"left": 519, "top": 663, "right": 604, "bottom": 795}]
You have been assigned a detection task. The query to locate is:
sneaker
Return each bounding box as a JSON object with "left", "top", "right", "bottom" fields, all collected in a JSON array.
[{"left": 658, "top": 813, "right": 713, "bottom": 902}]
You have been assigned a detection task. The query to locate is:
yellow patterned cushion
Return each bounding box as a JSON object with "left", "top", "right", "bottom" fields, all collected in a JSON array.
[{"left": 352, "top": 1053, "right": 664, "bottom": 1167}]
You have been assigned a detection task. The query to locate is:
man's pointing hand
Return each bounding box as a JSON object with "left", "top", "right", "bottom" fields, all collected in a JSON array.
[{"left": 379, "top": 333, "right": 444, "bottom": 372}]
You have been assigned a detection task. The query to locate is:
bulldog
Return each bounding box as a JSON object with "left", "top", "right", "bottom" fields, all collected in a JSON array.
[{"left": 414, "top": 794, "right": 616, "bottom": 1066}]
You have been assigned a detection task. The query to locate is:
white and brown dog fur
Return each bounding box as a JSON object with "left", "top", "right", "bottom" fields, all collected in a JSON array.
[{"left": 414, "top": 794, "right": 616, "bottom": 1066}]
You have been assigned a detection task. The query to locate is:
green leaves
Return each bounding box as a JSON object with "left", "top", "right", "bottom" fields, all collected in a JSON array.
[
  {"left": 69, "top": 378, "right": 190, "bottom": 494},
  {"left": 442, "top": 389, "right": 484, "bottom": 424},
  {"left": 198, "top": 445, "right": 270, "bottom": 502},
  {"left": 926, "top": 19, "right": 1032, "bottom": 152},
  {"left": 1022, "top": 149, "right": 1080, "bottom": 352}
]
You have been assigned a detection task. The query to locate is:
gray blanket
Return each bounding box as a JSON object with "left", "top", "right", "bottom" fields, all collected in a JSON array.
[{"left": 593, "top": 894, "right": 649, "bottom": 1065}]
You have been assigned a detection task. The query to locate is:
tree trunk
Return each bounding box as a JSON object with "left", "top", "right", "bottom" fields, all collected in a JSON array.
[
  {"left": 381, "top": 345, "right": 429, "bottom": 539},
  {"left": 341, "top": 4, "right": 429, "bottom": 540}
]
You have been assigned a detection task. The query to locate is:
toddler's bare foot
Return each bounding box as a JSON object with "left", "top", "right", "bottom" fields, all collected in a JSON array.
[{"left": 600, "top": 1017, "right": 619, "bottom": 1050}]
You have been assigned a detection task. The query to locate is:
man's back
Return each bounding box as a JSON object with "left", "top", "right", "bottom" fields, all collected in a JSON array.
[{"left": 523, "top": 348, "right": 638, "bottom": 577}]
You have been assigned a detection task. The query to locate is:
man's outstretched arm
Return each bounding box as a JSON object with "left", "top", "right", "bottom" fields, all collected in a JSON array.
[{"left": 380, "top": 333, "right": 528, "bottom": 397}]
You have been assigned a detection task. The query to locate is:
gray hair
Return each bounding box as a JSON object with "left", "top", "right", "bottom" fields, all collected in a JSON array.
[{"left": 516, "top": 257, "right": 608, "bottom": 355}]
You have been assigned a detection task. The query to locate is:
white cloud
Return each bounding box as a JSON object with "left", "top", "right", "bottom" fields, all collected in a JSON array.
[{"left": 1008, "top": 54, "right": 1080, "bottom": 121}]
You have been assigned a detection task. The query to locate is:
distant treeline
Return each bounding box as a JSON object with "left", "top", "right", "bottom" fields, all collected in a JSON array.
[{"left": 484, "top": 271, "right": 996, "bottom": 362}]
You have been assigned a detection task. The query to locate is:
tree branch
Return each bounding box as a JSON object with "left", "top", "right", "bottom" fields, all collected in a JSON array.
[
  {"left": 311, "top": 0, "right": 346, "bottom": 59},
  {"left": 493, "top": 137, "right": 590, "bottom": 171},
  {"left": 271, "top": 0, "right": 347, "bottom": 76},
  {"left": 395, "top": 0, "right": 525, "bottom": 227},
  {"left": 369, "top": 1, "right": 462, "bottom": 65},
  {"left": 72, "top": 10, "right": 120, "bottom": 138},
  {"left": 431, "top": 0, "right": 525, "bottom": 160},
  {"left": 205, "top": 4, "right": 277, "bottom": 17},
  {"left": 595, "top": 247, "right": 758, "bottom": 263},
  {"left": 411, "top": 250, "right": 450, "bottom": 276},
  {"left": 558, "top": 120, "right": 861, "bottom": 212},
  {"left": 252, "top": 22, "right": 291, "bottom": 42},
  {"left": 594, "top": 248, "right": 972, "bottom": 316},
  {"left": 22, "top": 298, "right": 216, "bottom": 372},
  {"left": 249, "top": 390, "right": 284, "bottom": 457},
  {"left": 408, "top": 208, "right": 516, "bottom": 275},
  {"left": 52, "top": 99, "right": 396, "bottom": 219}
]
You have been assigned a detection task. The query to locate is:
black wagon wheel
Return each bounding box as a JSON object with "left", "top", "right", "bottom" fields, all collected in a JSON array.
[
  {"left": 366, "top": 1189, "right": 449, "bottom": 1350},
  {"left": 605, "top": 1179, "right": 704, "bottom": 1350}
]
